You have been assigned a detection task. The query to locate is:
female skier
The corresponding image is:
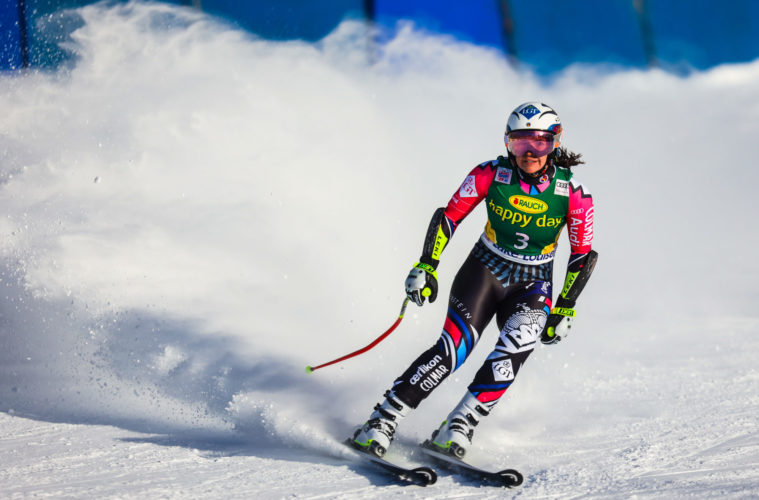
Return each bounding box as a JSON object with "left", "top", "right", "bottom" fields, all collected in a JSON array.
[{"left": 352, "top": 101, "right": 598, "bottom": 459}]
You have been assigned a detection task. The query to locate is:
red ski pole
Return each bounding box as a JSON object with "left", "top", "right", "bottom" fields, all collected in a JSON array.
[{"left": 305, "top": 298, "right": 411, "bottom": 374}]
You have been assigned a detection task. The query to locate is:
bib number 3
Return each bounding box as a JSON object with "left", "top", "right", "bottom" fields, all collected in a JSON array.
[{"left": 514, "top": 232, "right": 529, "bottom": 250}]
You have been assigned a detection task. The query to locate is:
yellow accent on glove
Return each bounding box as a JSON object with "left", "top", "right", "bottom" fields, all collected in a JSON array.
[
  {"left": 415, "top": 262, "right": 437, "bottom": 276},
  {"left": 551, "top": 307, "right": 576, "bottom": 317},
  {"left": 560, "top": 271, "right": 579, "bottom": 299},
  {"left": 431, "top": 226, "right": 449, "bottom": 262}
]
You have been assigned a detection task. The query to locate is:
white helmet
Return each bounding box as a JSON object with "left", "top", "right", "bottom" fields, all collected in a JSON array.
[{"left": 504, "top": 102, "right": 563, "bottom": 151}]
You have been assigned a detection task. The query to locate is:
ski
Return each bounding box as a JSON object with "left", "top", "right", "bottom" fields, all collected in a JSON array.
[
  {"left": 343, "top": 439, "right": 437, "bottom": 486},
  {"left": 419, "top": 439, "right": 523, "bottom": 487}
]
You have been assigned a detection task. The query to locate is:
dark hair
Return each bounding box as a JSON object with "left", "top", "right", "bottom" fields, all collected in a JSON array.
[{"left": 552, "top": 147, "right": 585, "bottom": 168}]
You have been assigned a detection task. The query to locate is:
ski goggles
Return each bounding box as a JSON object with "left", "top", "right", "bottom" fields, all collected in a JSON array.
[{"left": 506, "top": 130, "right": 557, "bottom": 157}]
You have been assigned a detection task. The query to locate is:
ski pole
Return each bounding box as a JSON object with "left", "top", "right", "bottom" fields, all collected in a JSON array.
[{"left": 305, "top": 297, "right": 411, "bottom": 374}]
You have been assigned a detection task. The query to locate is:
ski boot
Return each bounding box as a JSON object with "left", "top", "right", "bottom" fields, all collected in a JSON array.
[
  {"left": 428, "top": 391, "right": 489, "bottom": 459},
  {"left": 352, "top": 390, "right": 410, "bottom": 458}
]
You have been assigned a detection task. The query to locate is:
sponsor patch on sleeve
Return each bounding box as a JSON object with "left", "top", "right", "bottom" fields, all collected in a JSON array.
[
  {"left": 554, "top": 180, "right": 569, "bottom": 196},
  {"left": 495, "top": 167, "right": 512, "bottom": 184},
  {"left": 459, "top": 175, "right": 478, "bottom": 197}
]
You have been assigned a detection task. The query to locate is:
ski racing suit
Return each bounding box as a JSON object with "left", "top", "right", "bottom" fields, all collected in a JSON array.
[{"left": 392, "top": 155, "right": 594, "bottom": 412}]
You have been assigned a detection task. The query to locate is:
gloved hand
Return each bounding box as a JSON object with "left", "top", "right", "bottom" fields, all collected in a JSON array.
[
  {"left": 540, "top": 307, "right": 576, "bottom": 344},
  {"left": 405, "top": 262, "right": 438, "bottom": 306}
]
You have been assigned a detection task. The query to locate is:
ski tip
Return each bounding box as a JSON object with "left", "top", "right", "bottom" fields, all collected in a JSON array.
[{"left": 305, "top": 365, "right": 314, "bottom": 374}]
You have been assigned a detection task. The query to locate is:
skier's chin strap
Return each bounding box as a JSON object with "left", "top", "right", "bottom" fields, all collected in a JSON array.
[{"left": 508, "top": 153, "right": 556, "bottom": 186}]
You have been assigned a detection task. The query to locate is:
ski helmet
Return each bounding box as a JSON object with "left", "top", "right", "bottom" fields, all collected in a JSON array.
[{"left": 504, "top": 102, "right": 563, "bottom": 155}]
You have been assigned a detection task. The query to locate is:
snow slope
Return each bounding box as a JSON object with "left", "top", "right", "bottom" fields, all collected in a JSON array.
[{"left": 1, "top": 2, "right": 758, "bottom": 497}]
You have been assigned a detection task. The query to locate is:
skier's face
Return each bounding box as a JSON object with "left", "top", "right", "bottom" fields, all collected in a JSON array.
[
  {"left": 507, "top": 129, "right": 554, "bottom": 174},
  {"left": 514, "top": 151, "right": 548, "bottom": 174}
]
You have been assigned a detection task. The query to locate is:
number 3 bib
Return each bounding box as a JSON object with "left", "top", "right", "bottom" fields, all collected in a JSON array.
[{"left": 482, "top": 161, "right": 572, "bottom": 265}]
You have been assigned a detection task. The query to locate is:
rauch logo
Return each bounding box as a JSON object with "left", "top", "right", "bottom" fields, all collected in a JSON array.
[{"left": 508, "top": 195, "right": 548, "bottom": 214}]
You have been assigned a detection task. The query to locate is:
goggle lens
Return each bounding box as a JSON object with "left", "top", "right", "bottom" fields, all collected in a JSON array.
[{"left": 507, "top": 130, "right": 556, "bottom": 157}]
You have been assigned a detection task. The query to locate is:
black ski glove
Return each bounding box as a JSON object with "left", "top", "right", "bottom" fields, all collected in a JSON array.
[
  {"left": 405, "top": 262, "right": 438, "bottom": 306},
  {"left": 541, "top": 304, "right": 576, "bottom": 344}
]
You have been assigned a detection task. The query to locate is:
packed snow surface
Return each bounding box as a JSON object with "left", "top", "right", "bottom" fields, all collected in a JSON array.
[{"left": 1, "top": 2, "right": 758, "bottom": 498}]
